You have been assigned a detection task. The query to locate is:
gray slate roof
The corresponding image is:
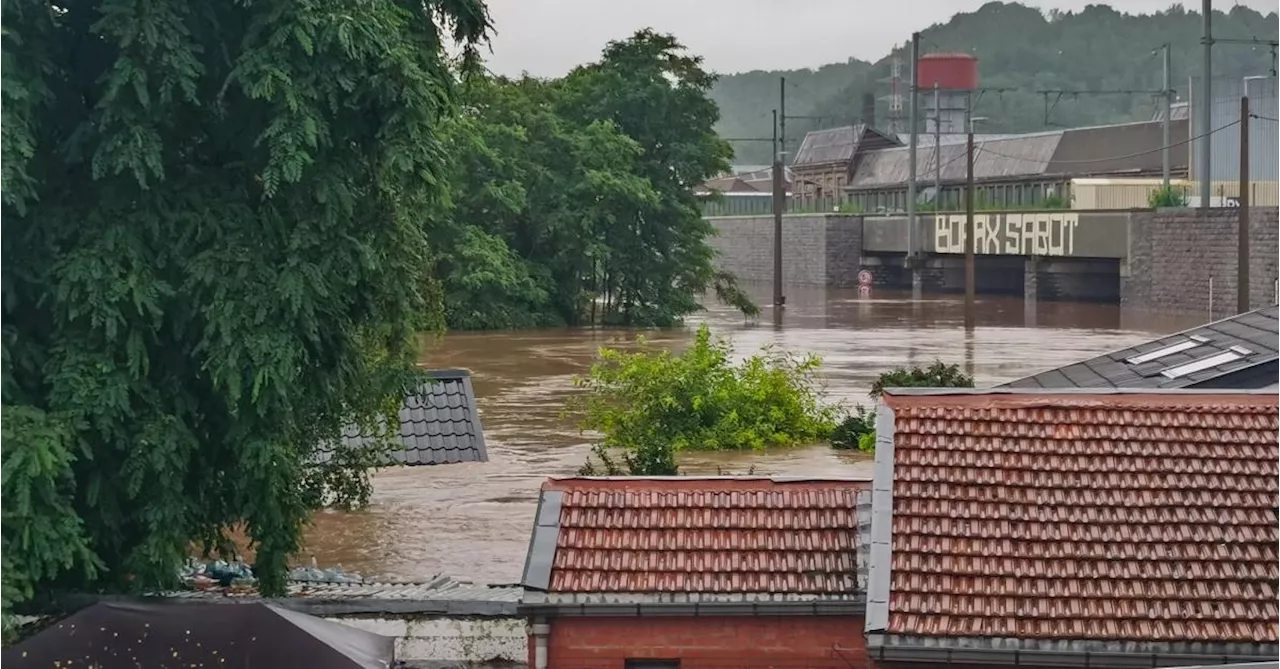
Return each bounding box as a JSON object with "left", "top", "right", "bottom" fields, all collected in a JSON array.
[
  {"left": 1001, "top": 307, "right": 1279, "bottom": 390},
  {"left": 331, "top": 369, "right": 488, "bottom": 466},
  {"left": 792, "top": 124, "right": 901, "bottom": 168},
  {"left": 848, "top": 119, "right": 1189, "bottom": 189}
]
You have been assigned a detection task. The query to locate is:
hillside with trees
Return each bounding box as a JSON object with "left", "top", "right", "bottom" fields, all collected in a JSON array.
[{"left": 712, "top": 2, "right": 1279, "bottom": 164}]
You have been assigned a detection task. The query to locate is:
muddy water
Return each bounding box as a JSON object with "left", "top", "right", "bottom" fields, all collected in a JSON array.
[{"left": 300, "top": 286, "right": 1201, "bottom": 584}]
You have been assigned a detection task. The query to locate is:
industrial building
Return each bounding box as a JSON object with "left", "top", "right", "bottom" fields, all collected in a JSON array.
[
  {"left": 1187, "top": 74, "right": 1279, "bottom": 205},
  {"left": 842, "top": 118, "right": 1190, "bottom": 211}
]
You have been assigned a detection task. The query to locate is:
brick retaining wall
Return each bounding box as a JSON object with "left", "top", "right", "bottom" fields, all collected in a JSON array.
[{"left": 1122, "top": 207, "right": 1279, "bottom": 317}]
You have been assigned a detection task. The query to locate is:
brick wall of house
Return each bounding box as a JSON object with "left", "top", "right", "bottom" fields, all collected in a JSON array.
[
  {"left": 545, "top": 615, "right": 868, "bottom": 669},
  {"left": 1122, "top": 207, "right": 1280, "bottom": 317}
]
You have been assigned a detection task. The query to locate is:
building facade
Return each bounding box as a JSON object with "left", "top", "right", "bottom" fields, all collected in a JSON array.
[{"left": 520, "top": 477, "right": 872, "bottom": 669}]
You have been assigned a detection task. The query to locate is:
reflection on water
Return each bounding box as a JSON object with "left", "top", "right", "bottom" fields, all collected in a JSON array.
[{"left": 299, "top": 285, "right": 1200, "bottom": 583}]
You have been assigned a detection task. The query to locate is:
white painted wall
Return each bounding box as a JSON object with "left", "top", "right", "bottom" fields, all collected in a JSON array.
[{"left": 328, "top": 615, "right": 526, "bottom": 664}]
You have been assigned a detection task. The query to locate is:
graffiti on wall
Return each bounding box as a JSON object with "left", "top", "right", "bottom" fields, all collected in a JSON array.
[{"left": 933, "top": 212, "right": 1081, "bottom": 256}]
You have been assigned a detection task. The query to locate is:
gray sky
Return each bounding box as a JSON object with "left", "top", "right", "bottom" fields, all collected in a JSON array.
[{"left": 479, "top": 0, "right": 1277, "bottom": 77}]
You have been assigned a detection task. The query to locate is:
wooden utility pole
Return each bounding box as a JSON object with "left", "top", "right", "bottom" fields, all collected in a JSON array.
[
  {"left": 1237, "top": 95, "right": 1250, "bottom": 314},
  {"left": 964, "top": 132, "right": 976, "bottom": 329}
]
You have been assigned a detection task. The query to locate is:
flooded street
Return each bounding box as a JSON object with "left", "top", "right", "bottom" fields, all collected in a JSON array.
[{"left": 300, "top": 286, "right": 1201, "bottom": 584}]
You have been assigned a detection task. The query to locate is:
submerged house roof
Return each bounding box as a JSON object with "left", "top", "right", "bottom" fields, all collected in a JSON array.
[
  {"left": 520, "top": 477, "right": 871, "bottom": 615},
  {"left": 847, "top": 119, "right": 1189, "bottom": 190},
  {"left": 321, "top": 368, "right": 488, "bottom": 466},
  {"left": 1002, "top": 306, "right": 1279, "bottom": 391},
  {"left": 867, "top": 388, "right": 1280, "bottom": 667}
]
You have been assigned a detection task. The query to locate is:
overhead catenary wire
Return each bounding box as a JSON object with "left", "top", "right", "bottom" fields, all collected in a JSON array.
[{"left": 970, "top": 118, "right": 1242, "bottom": 165}]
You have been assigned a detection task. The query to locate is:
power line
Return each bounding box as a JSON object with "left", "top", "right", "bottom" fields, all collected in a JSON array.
[{"left": 1250, "top": 113, "right": 1279, "bottom": 122}]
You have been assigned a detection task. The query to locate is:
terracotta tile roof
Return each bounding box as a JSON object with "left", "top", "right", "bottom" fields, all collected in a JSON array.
[
  {"left": 521, "top": 477, "right": 872, "bottom": 595},
  {"left": 869, "top": 390, "right": 1279, "bottom": 646}
]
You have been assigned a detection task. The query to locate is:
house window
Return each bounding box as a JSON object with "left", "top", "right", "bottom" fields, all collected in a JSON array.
[{"left": 625, "top": 661, "right": 680, "bottom": 669}]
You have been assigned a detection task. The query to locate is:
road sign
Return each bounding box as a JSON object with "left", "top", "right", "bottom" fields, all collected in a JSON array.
[{"left": 857, "top": 269, "right": 873, "bottom": 286}]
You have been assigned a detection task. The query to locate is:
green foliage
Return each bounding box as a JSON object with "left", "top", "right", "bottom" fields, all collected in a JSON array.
[
  {"left": 714, "top": 3, "right": 1277, "bottom": 164},
  {"left": 870, "top": 361, "right": 975, "bottom": 399},
  {"left": 436, "top": 31, "right": 756, "bottom": 329},
  {"left": 839, "top": 361, "right": 976, "bottom": 454},
  {"left": 571, "top": 325, "right": 838, "bottom": 475},
  {"left": 1, "top": 0, "right": 489, "bottom": 612},
  {"left": 1148, "top": 185, "right": 1188, "bottom": 208},
  {"left": 830, "top": 405, "right": 876, "bottom": 451}
]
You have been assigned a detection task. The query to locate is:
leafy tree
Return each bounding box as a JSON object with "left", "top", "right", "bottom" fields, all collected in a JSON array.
[
  {"left": 1148, "top": 185, "right": 1188, "bottom": 207},
  {"left": 571, "top": 325, "right": 839, "bottom": 475},
  {"left": 1, "top": 0, "right": 489, "bottom": 614},
  {"left": 436, "top": 31, "right": 756, "bottom": 329}
]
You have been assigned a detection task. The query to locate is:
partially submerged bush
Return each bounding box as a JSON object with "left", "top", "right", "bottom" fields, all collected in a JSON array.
[
  {"left": 839, "top": 361, "right": 975, "bottom": 453},
  {"left": 571, "top": 325, "right": 838, "bottom": 475}
]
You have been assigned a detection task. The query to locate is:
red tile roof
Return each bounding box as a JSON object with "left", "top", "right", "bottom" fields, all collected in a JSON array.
[
  {"left": 539, "top": 477, "right": 870, "bottom": 594},
  {"left": 877, "top": 391, "right": 1280, "bottom": 643}
]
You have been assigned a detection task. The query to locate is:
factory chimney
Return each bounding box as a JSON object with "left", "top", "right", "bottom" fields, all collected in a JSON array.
[{"left": 861, "top": 92, "right": 877, "bottom": 130}]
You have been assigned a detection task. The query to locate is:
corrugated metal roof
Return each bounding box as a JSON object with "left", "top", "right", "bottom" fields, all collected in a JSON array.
[
  {"left": 850, "top": 132, "right": 1062, "bottom": 188},
  {"left": 793, "top": 126, "right": 860, "bottom": 166},
  {"left": 869, "top": 389, "right": 1279, "bottom": 648},
  {"left": 133, "top": 576, "right": 522, "bottom": 616},
  {"left": 1002, "top": 306, "right": 1279, "bottom": 390},
  {"left": 849, "top": 119, "right": 1188, "bottom": 189}
]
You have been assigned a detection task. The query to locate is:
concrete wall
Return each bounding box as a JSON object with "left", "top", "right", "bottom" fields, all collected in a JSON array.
[
  {"left": 1121, "top": 207, "right": 1280, "bottom": 317},
  {"left": 864, "top": 211, "right": 1130, "bottom": 257},
  {"left": 708, "top": 214, "right": 862, "bottom": 287},
  {"left": 545, "top": 615, "right": 868, "bottom": 669},
  {"left": 330, "top": 615, "right": 526, "bottom": 665}
]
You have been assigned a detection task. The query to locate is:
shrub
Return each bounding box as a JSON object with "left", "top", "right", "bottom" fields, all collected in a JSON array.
[
  {"left": 840, "top": 361, "right": 975, "bottom": 454},
  {"left": 570, "top": 325, "right": 839, "bottom": 475},
  {"left": 870, "top": 361, "right": 974, "bottom": 399},
  {"left": 1148, "top": 185, "right": 1188, "bottom": 208},
  {"left": 831, "top": 405, "right": 876, "bottom": 450}
]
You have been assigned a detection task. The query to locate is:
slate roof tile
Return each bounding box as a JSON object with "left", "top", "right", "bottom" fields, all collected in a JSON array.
[
  {"left": 325, "top": 369, "right": 487, "bottom": 466},
  {"left": 1003, "top": 306, "right": 1280, "bottom": 390},
  {"left": 872, "top": 390, "right": 1279, "bottom": 645}
]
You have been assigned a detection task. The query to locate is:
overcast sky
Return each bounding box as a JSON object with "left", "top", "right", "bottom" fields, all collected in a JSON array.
[{"left": 478, "top": 0, "right": 1277, "bottom": 77}]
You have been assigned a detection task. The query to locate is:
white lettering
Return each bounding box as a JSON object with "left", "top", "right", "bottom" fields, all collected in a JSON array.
[{"left": 929, "top": 212, "right": 1080, "bottom": 256}]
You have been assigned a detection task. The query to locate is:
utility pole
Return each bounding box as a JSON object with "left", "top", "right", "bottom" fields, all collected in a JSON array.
[
  {"left": 933, "top": 82, "right": 942, "bottom": 210},
  {"left": 964, "top": 132, "right": 976, "bottom": 330},
  {"left": 907, "top": 33, "right": 920, "bottom": 272},
  {"left": 773, "top": 109, "right": 779, "bottom": 159},
  {"left": 1199, "top": 0, "right": 1213, "bottom": 208},
  {"left": 1161, "top": 43, "right": 1172, "bottom": 191},
  {"left": 772, "top": 147, "right": 785, "bottom": 312},
  {"left": 779, "top": 77, "right": 787, "bottom": 164},
  {"left": 1237, "top": 96, "right": 1250, "bottom": 313}
]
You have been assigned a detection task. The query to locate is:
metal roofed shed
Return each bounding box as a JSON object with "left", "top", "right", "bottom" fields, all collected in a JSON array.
[
  {"left": 866, "top": 388, "right": 1280, "bottom": 668},
  {"left": 320, "top": 368, "right": 488, "bottom": 466},
  {"left": 1001, "top": 306, "right": 1279, "bottom": 390}
]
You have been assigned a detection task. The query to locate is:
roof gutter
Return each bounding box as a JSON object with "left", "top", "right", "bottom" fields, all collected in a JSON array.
[
  {"left": 519, "top": 599, "right": 865, "bottom": 618},
  {"left": 867, "top": 641, "right": 1278, "bottom": 668}
]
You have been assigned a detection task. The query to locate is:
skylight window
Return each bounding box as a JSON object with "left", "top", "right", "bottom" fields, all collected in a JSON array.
[
  {"left": 1159, "top": 346, "right": 1252, "bottom": 379},
  {"left": 1125, "top": 335, "right": 1210, "bottom": 365}
]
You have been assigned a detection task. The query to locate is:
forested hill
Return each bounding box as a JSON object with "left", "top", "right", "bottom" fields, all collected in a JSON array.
[{"left": 711, "top": 2, "right": 1279, "bottom": 165}]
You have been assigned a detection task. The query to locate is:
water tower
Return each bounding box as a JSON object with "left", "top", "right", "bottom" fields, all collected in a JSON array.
[{"left": 917, "top": 52, "right": 978, "bottom": 135}]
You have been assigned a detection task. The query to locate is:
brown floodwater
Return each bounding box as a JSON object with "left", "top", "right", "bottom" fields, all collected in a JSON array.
[{"left": 299, "top": 286, "right": 1202, "bottom": 585}]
